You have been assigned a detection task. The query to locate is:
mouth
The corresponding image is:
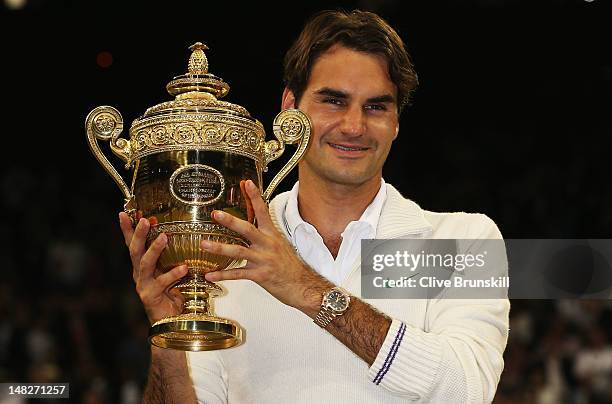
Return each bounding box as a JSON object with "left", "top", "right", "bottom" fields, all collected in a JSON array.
[{"left": 328, "top": 143, "right": 370, "bottom": 153}]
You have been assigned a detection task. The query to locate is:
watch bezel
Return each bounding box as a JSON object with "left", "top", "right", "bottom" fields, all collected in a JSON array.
[{"left": 323, "top": 287, "right": 350, "bottom": 313}]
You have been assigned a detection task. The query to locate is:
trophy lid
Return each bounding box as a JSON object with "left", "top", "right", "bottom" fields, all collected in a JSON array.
[
  {"left": 139, "top": 42, "right": 253, "bottom": 119},
  {"left": 127, "top": 42, "right": 266, "bottom": 165}
]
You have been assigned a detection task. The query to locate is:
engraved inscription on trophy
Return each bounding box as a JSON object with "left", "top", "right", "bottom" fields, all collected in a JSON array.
[{"left": 169, "top": 164, "right": 225, "bottom": 206}]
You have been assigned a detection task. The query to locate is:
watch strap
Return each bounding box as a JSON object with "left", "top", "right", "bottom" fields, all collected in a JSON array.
[{"left": 314, "top": 306, "right": 337, "bottom": 328}]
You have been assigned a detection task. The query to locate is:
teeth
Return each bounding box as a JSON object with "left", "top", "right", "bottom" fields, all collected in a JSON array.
[{"left": 331, "top": 144, "right": 367, "bottom": 151}]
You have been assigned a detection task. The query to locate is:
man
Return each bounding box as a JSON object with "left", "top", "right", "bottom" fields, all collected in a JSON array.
[{"left": 119, "top": 10, "right": 510, "bottom": 403}]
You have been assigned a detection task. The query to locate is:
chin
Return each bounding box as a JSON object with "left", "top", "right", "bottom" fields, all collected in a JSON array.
[
  {"left": 321, "top": 170, "right": 374, "bottom": 187},
  {"left": 305, "top": 159, "right": 378, "bottom": 187}
]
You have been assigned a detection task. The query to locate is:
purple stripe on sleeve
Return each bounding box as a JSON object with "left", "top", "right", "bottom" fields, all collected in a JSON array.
[
  {"left": 373, "top": 322, "right": 406, "bottom": 384},
  {"left": 375, "top": 323, "right": 407, "bottom": 385}
]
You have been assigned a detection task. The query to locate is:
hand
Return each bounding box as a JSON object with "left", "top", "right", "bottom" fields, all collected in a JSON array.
[
  {"left": 119, "top": 213, "right": 189, "bottom": 324},
  {"left": 202, "top": 180, "right": 331, "bottom": 313}
]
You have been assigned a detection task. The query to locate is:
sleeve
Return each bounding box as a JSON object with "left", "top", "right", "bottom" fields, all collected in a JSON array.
[
  {"left": 186, "top": 351, "right": 229, "bottom": 404},
  {"left": 368, "top": 214, "right": 510, "bottom": 403}
]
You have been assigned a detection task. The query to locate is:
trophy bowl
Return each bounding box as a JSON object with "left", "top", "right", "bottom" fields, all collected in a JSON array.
[{"left": 85, "top": 42, "right": 311, "bottom": 351}]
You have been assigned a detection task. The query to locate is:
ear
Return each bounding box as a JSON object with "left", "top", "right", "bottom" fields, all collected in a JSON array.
[
  {"left": 393, "top": 123, "right": 399, "bottom": 140},
  {"left": 281, "top": 87, "right": 296, "bottom": 110}
]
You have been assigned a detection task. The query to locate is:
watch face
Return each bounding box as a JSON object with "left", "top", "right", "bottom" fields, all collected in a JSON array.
[{"left": 326, "top": 289, "right": 349, "bottom": 312}]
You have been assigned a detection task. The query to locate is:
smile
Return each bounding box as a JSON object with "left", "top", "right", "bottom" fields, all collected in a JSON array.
[{"left": 329, "top": 143, "right": 370, "bottom": 152}]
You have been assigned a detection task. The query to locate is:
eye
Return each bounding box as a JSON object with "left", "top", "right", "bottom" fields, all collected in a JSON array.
[
  {"left": 364, "top": 104, "right": 387, "bottom": 112},
  {"left": 322, "top": 97, "right": 345, "bottom": 106}
]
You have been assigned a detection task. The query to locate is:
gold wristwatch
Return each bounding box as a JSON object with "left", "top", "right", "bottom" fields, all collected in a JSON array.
[{"left": 314, "top": 287, "right": 351, "bottom": 328}]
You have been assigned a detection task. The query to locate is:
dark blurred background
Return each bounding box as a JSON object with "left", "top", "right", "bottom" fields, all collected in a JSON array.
[{"left": 1, "top": 0, "right": 611, "bottom": 403}]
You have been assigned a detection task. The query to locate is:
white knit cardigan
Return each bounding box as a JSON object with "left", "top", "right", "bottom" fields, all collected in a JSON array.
[{"left": 187, "top": 184, "right": 510, "bottom": 403}]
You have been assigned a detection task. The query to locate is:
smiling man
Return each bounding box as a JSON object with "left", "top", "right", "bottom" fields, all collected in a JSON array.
[{"left": 120, "top": 10, "right": 510, "bottom": 404}]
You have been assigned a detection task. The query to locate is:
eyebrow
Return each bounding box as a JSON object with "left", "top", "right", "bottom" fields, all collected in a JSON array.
[
  {"left": 314, "top": 87, "right": 396, "bottom": 104},
  {"left": 314, "top": 87, "right": 348, "bottom": 99},
  {"left": 366, "top": 94, "right": 395, "bottom": 104}
]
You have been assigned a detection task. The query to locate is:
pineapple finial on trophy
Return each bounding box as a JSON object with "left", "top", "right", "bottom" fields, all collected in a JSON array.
[
  {"left": 166, "top": 41, "right": 229, "bottom": 99},
  {"left": 188, "top": 42, "right": 209, "bottom": 74}
]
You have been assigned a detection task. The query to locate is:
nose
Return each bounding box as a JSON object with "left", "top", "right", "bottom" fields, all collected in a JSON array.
[{"left": 339, "top": 104, "right": 366, "bottom": 138}]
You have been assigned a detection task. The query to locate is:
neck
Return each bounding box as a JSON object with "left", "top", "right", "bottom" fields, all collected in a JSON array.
[{"left": 296, "top": 170, "right": 382, "bottom": 237}]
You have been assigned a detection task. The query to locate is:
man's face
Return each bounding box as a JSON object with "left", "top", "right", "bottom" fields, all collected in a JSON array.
[{"left": 283, "top": 44, "right": 399, "bottom": 187}]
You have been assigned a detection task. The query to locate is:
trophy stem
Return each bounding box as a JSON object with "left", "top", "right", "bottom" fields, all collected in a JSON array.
[
  {"left": 174, "top": 273, "right": 222, "bottom": 315},
  {"left": 148, "top": 270, "right": 242, "bottom": 351}
]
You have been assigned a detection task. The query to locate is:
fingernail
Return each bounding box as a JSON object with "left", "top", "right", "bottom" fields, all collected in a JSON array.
[
  {"left": 179, "top": 265, "right": 188, "bottom": 274},
  {"left": 158, "top": 233, "right": 167, "bottom": 244},
  {"left": 214, "top": 211, "right": 225, "bottom": 220},
  {"left": 246, "top": 180, "right": 256, "bottom": 191},
  {"left": 201, "top": 240, "right": 211, "bottom": 249}
]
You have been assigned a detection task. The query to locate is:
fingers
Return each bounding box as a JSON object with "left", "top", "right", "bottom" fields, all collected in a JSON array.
[
  {"left": 240, "top": 180, "right": 255, "bottom": 224},
  {"left": 129, "top": 218, "right": 150, "bottom": 267},
  {"left": 153, "top": 264, "right": 189, "bottom": 295},
  {"left": 201, "top": 240, "right": 256, "bottom": 263},
  {"left": 212, "top": 210, "right": 264, "bottom": 244},
  {"left": 167, "top": 288, "right": 185, "bottom": 311},
  {"left": 119, "top": 212, "right": 135, "bottom": 247},
  {"left": 138, "top": 233, "right": 168, "bottom": 280},
  {"left": 205, "top": 268, "right": 255, "bottom": 282},
  {"left": 244, "top": 180, "right": 273, "bottom": 229},
  {"left": 211, "top": 179, "right": 272, "bottom": 242}
]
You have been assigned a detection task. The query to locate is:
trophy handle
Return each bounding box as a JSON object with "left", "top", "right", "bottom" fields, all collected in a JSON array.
[
  {"left": 85, "top": 106, "right": 136, "bottom": 218},
  {"left": 262, "top": 109, "right": 312, "bottom": 201}
]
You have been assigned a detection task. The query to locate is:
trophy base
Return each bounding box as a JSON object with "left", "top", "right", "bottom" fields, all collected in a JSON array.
[{"left": 149, "top": 313, "right": 243, "bottom": 351}]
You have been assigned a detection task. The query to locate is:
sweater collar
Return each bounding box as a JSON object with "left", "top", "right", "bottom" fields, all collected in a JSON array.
[
  {"left": 269, "top": 182, "right": 432, "bottom": 240},
  {"left": 283, "top": 179, "right": 387, "bottom": 239},
  {"left": 375, "top": 184, "right": 433, "bottom": 238}
]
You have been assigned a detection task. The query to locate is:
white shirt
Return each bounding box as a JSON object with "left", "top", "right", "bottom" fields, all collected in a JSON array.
[{"left": 282, "top": 179, "right": 387, "bottom": 285}]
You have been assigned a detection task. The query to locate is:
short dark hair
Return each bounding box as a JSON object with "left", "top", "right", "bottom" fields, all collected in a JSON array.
[{"left": 283, "top": 10, "right": 418, "bottom": 112}]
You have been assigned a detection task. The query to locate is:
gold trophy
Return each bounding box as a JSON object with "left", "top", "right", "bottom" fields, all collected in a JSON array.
[{"left": 85, "top": 43, "right": 311, "bottom": 351}]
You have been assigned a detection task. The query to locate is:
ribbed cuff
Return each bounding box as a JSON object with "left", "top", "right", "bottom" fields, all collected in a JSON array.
[{"left": 368, "top": 319, "right": 443, "bottom": 398}]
